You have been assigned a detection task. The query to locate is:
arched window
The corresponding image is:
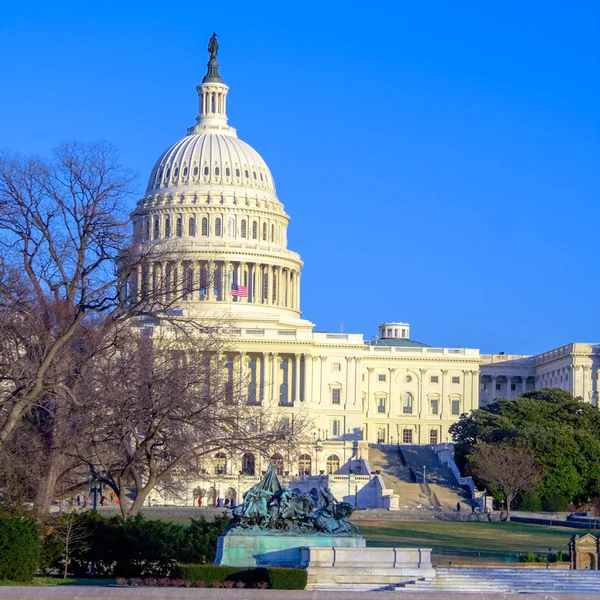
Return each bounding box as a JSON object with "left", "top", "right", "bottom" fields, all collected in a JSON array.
[
  {"left": 252, "top": 221, "right": 258, "bottom": 239},
  {"left": 215, "top": 218, "right": 222, "bottom": 237},
  {"left": 188, "top": 218, "right": 196, "bottom": 236},
  {"left": 326, "top": 455, "right": 340, "bottom": 475},
  {"left": 402, "top": 391, "right": 413, "bottom": 414},
  {"left": 176, "top": 217, "right": 183, "bottom": 237},
  {"left": 298, "top": 454, "right": 311, "bottom": 476},
  {"left": 201, "top": 217, "right": 208, "bottom": 236},
  {"left": 271, "top": 224, "right": 275, "bottom": 242},
  {"left": 228, "top": 218, "right": 235, "bottom": 237},
  {"left": 153, "top": 217, "right": 159, "bottom": 239},
  {"left": 241, "top": 453, "right": 255, "bottom": 476},
  {"left": 262, "top": 222, "right": 267, "bottom": 241},
  {"left": 165, "top": 216, "right": 171, "bottom": 238},
  {"left": 241, "top": 220, "right": 247, "bottom": 238},
  {"left": 270, "top": 453, "right": 284, "bottom": 476},
  {"left": 214, "top": 452, "right": 227, "bottom": 475}
]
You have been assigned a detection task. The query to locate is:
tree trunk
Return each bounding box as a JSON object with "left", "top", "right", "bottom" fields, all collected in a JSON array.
[
  {"left": 35, "top": 396, "right": 69, "bottom": 513},
  {"left": 506, "top": 492, "right": 514, "bottom": 522}
]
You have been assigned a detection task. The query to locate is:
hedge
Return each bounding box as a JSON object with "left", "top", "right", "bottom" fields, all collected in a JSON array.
[
  {"left": 174, "top": 564, "right": 307, "bottom": 589},
  {"left": 0, "top": 515, "right": 40, "bottom": 581}
]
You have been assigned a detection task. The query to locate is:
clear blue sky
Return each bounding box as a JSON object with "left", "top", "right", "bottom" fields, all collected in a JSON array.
[{"left": 1, "top": 1, "right": 598, "bottom": 354}]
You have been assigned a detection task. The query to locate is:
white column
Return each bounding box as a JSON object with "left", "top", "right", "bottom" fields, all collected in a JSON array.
[
  {"left": 320, "top": 357, "right": 327, "bottom": 405},
  {"left": 506, "top": 377, "right": 511, "bottom": 400},
  {"left": 267, "top": 265, "right": 273, "bottom": 305},
  {"left": 345, "top": 357, "right": 353, "bottom": 410},
  {"left": 296, "top": 271, "right": 301, "bottom": 310},
  {"left": 366, "top": 367, "right": 374, "bottom": 418},
  {"left": 441, "top": 369, "right": 448, "bottom": 418},
  {"left": 388, "top": 368, "right": 395, "bottom": 418},
  {"left": 419, "top": 369, "right": 426, "bottom": 417},
  {"left": 239, "top": 352, "right": 245, "bottom": 401},
  {"left": 260, "top": 353, "right": 266, "bottom": 403},
  {"left": 303, "top": 354, "right": 312, "bottom": 403},
  {"left": 271, "top": 352, "right": 278, "bottom": 404},
  {"left": 354, "top": 358, "right": 362, "bottom": 408},
  {"left": 490, "top": 376, "right": 497, "bottom": 403},
  {"left": 294, "top": 353, "right": 301, "bottom": 403}
]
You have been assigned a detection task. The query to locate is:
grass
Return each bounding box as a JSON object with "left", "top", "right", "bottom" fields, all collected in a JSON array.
[
  {"left": 148, "top": 513, "right": 585, "bottom": 564},
  {"left": 0, "top": 577, "right": 115, "bottom": 586},
  {"left": 359, "top": 520, "right": 587, "bottom": 563}
]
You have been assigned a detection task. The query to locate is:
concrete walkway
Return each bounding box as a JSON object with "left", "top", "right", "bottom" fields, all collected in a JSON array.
[{"left": 0, "top": 587, "right": 599, "bottom": 599}]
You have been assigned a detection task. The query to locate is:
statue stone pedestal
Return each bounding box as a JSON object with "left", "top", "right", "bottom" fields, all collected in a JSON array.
[{"left": 215, "top": 530, "right": 366, "bottom": 568}]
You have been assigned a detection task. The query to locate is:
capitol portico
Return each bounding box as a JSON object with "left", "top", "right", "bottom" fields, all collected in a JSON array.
[{"left": 126, "top": 36, "right": 600, "bottom": 507}]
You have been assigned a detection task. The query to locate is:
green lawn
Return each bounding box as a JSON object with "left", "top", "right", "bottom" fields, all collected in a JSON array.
[
  {"left": 150, "top": 514, "right": 585, "bottom": 564},
  {"left": 359, "top": 520, "right": 586, "bottom": 563}
]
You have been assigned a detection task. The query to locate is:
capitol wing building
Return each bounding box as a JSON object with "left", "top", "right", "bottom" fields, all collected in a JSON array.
[{"left": 128, "top": 40, "right": 599, "bottom": 508}]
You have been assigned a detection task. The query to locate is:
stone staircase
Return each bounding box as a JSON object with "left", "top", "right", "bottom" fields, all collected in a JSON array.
[
  {"left": 396, "top": 567, "right": 600, "bottom": 594},
  {"left": 368, "top": 446, "right": 428, "bottom": 508},
  {"left": 400, "top": 445, "right": 472, "bottom": 509}
]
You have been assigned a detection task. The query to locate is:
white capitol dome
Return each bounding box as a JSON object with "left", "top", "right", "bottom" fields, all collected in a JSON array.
[
  {"left": 146, "top": 132, "right": 275, "bottom": 196},
  {"left": 145, "top": 45, "right": 276, "bottom": 199},
  {"left": 131, "top": 35, "right": 304, "bottom": 322}
]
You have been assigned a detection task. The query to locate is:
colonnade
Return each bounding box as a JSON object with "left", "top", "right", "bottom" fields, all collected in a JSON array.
[{"left": 130, "top": 259, "right": 300, "bottom": 309}]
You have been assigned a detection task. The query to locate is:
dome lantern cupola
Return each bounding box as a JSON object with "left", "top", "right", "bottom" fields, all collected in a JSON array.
[{"left": 190, "top": 33, "right": 230, "bottom": 133}]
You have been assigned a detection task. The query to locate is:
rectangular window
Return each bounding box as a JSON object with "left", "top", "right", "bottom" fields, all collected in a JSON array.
[
  {"left": 452, "top": 376, "right": 460, "bottom": 384},
  {"left": 332, "top": 362, "right": 341, "bottom": 372},
  {"left": 332, "top": 419, "right": 340, "bottom": 437},
  {"left": 402, "top": 429, "right": 413, "bottom": 444},
  {"left": 378, "top": 374, "right": 386, "bottom": 382},
  {"left": 430, "top": 376, "right": 439, "bottom": 384},
  {"left": 377, "top": 397, "right": 386, "bottom": 413},
  {"left": 429, "top": 430, "right": 438, "bottom": 445},
  {"left": 331, "top": 388, "right": 341, "bottom": 404},
  {"left": 511, "top": 383, "right": 516, "bottom": 391},
  {"left": 496, "top": 383, "right": 501, "bottom": 390},
  {"left": 377, "top": 427, "right": 386, "bottom": 443},
  {"left": 430, "top": 398, "right": 439, "bottom": 415},
  {"left": 451, "top": 399, "right": 460, "bottom": 415}
]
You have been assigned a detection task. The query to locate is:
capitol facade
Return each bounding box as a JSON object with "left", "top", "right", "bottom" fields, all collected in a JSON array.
[{"left": 127, "top": 39, "right": 600, "bottom": 507}]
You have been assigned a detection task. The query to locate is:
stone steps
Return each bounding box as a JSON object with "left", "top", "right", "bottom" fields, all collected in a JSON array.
[{"left": 395, "top": 567, "right": 600, "bottom": 594}]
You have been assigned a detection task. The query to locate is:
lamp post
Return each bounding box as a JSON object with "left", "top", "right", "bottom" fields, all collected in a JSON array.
[
  {"left": 313, "top": 434, "right": 323, "bottom": 476},
  {"left": 87, "top": 469, "right": 102, "bottom": 511},
  {"left": 423, "top": 466, "right": 426, "bottom": 484}
]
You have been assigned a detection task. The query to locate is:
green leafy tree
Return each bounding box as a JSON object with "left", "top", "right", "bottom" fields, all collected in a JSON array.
[{"left": 450, "top": 389, "right": 600, "bottom": 508}]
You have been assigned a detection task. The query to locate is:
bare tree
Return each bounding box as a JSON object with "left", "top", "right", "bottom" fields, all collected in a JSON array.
[
  {"left": 469, "top": 442, "right": 542, "bottom": 521},
  {"left": 49, "top": 512, "right": 90, "bottom": 579},
  {"left": 0, "top": 142, "right": 183, "bottom": 511},
  {"left": 73, "top": 325, "right": 310, "bottom": 518}
]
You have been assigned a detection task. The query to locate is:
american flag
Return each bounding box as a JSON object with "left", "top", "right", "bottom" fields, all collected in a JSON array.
[{"left": 231, "top": 283, "right": 248, "bottom": 297}]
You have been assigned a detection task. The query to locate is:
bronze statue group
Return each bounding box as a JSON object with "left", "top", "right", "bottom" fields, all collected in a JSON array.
[{"left": 229, "top": 463, "right": 359, "bottom": 536}]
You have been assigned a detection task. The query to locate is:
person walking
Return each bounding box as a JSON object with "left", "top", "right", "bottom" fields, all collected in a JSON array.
[{"left": 456, "top": 501, "right": 461, "bottom": 512}]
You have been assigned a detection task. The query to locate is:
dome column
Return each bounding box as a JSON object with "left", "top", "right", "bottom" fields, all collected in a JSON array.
[{"left": 267, "top": 264, "right": 273, "bottom": 305}]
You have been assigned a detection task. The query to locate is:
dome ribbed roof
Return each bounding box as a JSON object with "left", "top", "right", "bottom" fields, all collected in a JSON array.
[{"left": 146, "top": 132, "right": 276, "bottom": 195}]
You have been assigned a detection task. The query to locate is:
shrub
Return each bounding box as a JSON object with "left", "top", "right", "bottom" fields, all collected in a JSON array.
[
  {"left": 520, "top": 552, "right": 536, "bottom": 563},
  {"left": 174, "top": 564, "right": 307, "bottom": 589},
  {"left": 178, "top": 516, "right": 228, "bottom": 564},
  {"left": 58, "top": 512, "right": 185, "bottom": 578},
  {"left": 0, "top": 515, "right": 40, "bottom": 581}
]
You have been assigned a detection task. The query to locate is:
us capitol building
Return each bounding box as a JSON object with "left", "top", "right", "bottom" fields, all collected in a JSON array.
[{"left": 128, "top": 37, "right": 600, "bottom": 507}]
